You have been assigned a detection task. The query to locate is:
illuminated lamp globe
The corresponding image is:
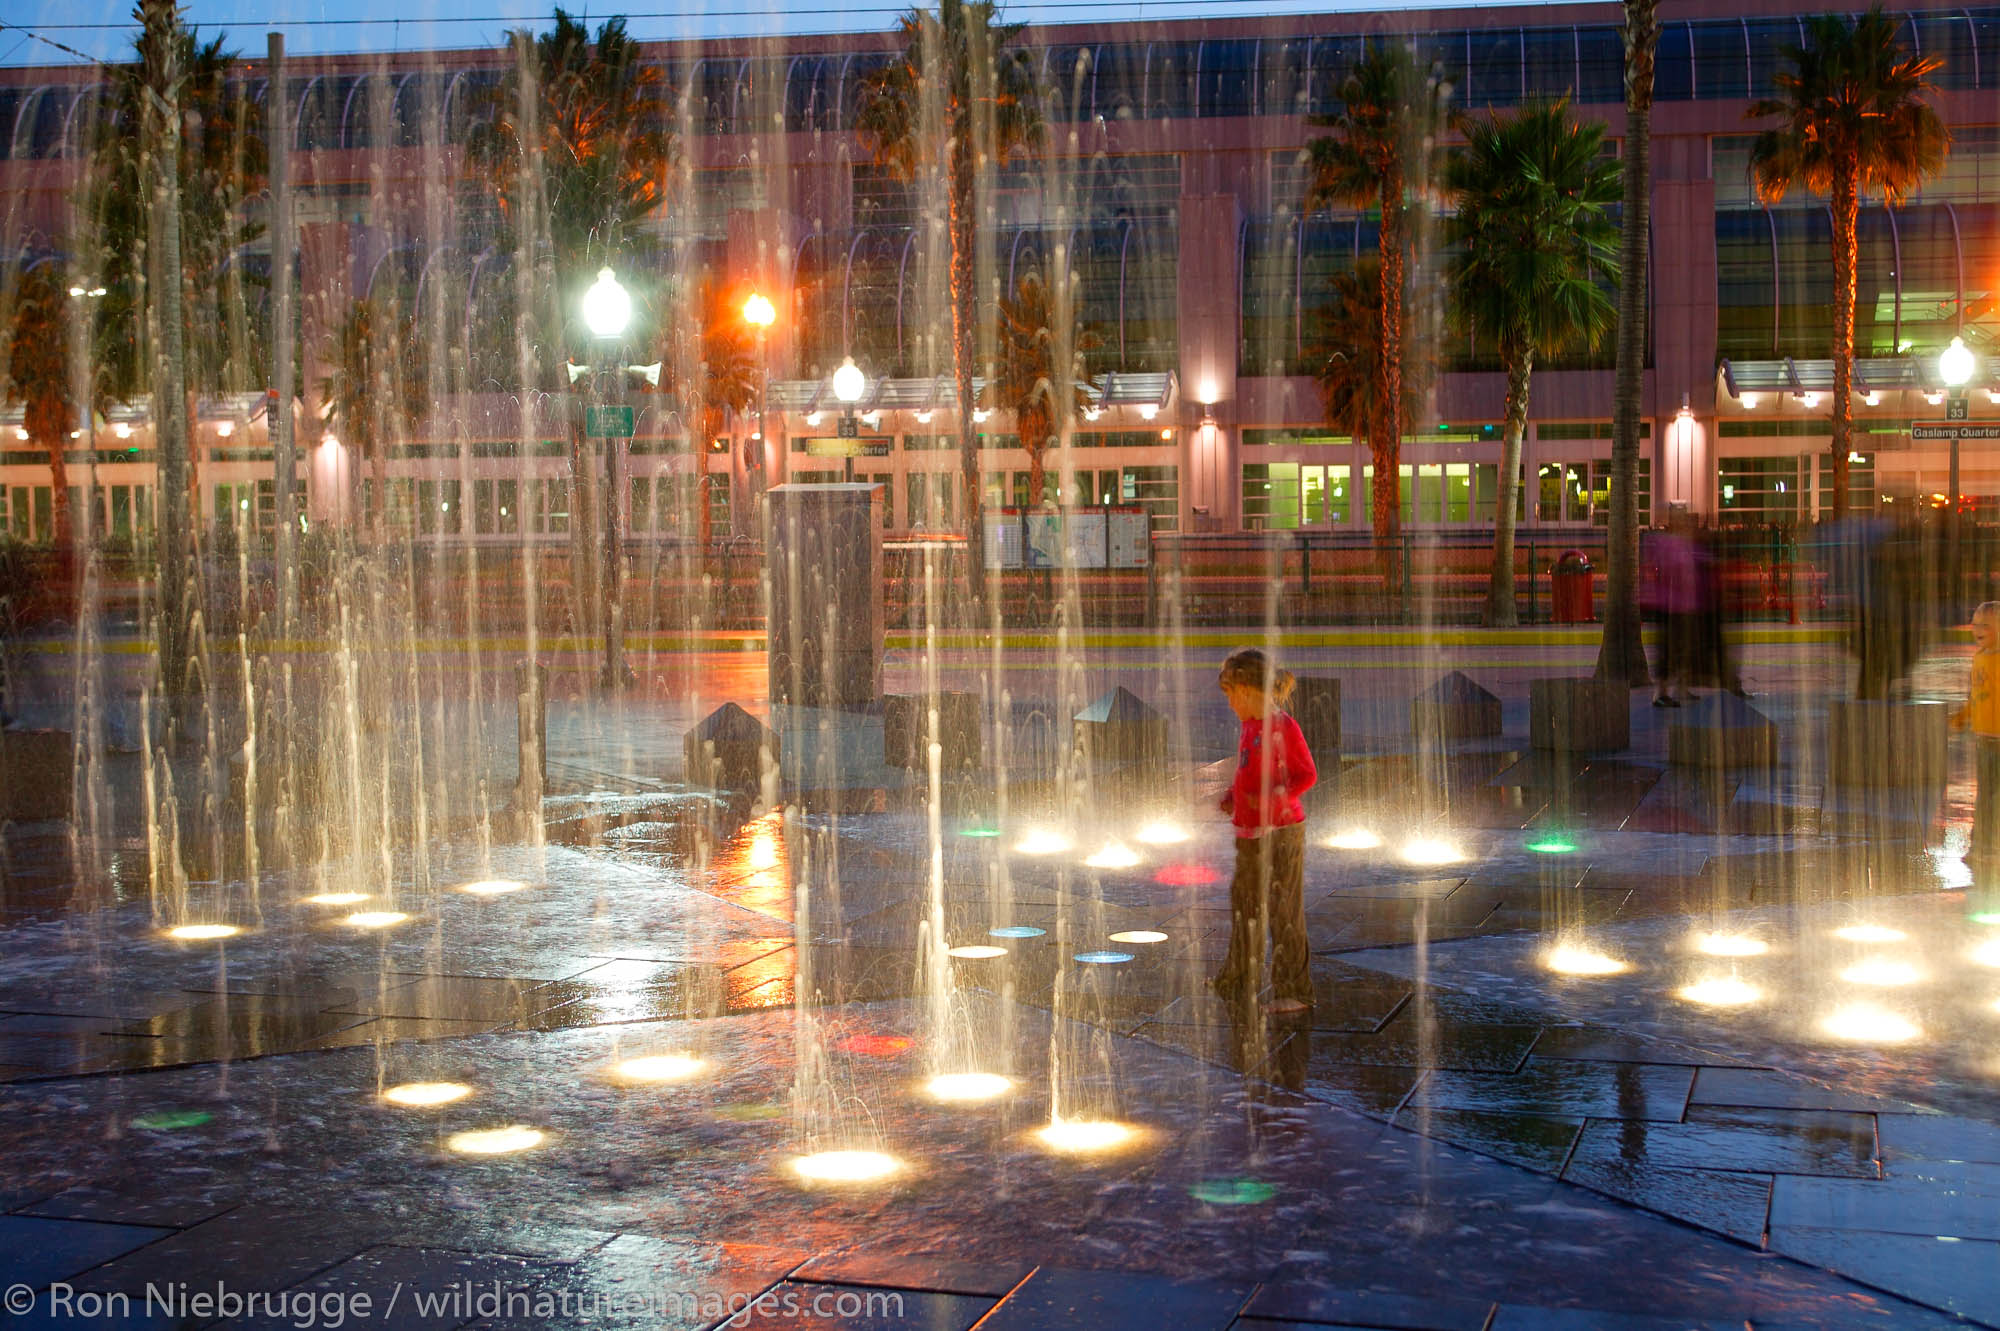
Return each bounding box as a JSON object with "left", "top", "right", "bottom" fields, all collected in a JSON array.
[
  {"left": 1940, "top": 336, "right": 1976, "bottom": 388},
  {"left": 742, "top": 292, "right": 776, "bottom": 329},
  {"left": 581, "top": 268, "right": 632, "bottom": 339},
  {"left": 832, "top": 357, "right": 867, "bottom": 404}
]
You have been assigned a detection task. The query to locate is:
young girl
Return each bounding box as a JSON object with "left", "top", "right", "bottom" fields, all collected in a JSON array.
[
  {"left": 1212, "top": 649, "right": 1318, "bottom": 1014},
  {"left": 1952, "top": 601, "right": 2000, "bottom": 861}
]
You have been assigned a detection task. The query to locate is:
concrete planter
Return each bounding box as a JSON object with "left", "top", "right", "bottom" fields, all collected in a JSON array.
[{"left": 1530, "top": 678, "right": 1630, "bottom": 753}]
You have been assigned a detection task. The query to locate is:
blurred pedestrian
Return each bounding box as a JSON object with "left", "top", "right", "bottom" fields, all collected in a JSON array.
[{"left": 1952, "top": 601, "right": 2000, "bottom": 861}]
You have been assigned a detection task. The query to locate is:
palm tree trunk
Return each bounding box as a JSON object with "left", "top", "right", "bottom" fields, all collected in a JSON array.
[
  {"left": 1378, "top": 182, "right": 1405, "bottom": 599},
  {"left": 44, "top": 438, "right": 72, "bottom": 549},
  {"left": 1829, "top": 159, "right": 1858, "bottom": 520},
  {"left": 1369, "top": 418, "right": 1400, "bottom": 602},
  {"left": 144, "top": 0, "right": 194, "bottom": 714},
  {"left": 1486, "top": 348, "right": 1534, "bottom": 627},
  {"left": 949, "top": 141, "right": 987, "bottom": 610},
  {"left": 1597, "top": 0, "right": 1658, "bottom": 685}
]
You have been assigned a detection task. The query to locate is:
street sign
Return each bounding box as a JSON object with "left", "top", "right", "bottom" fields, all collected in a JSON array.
[
  {"left": 584, "top": 405, "right": 634, "bottom": 438},
  {"left": 1913, "top": 423, "right": 2000, "bottom": 440},
  {"left": 804, "top": 437, "right": 891, "bottom": 458},
  {"left": 1947, "top": 394, "right": 1970, "bottom": 422},
  {"left": 837, "top": 413, "right": 860, "bottom": 439}
]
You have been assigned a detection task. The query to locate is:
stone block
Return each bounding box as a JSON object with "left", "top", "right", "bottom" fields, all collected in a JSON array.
[
  {"left": 1291, "top": 676, "right": 1341, "bottom": 761},
  {"left": 0, "top": 729, "right": 72, "bottom": 821},
  {"left": 1826, "top": 700, "right": 1948, "bottom": 790},
  {"left": 1530, "top": 677, "right": 1630, "bottom": 753},
  {"left": 1411, "top": 671, "right": 1502, "bottom": 742},
  {"left": 1072, "top": 686, "right": 1168, "bottom": 768},
  {"left": 684, "top": 703, "right": 779, "bottom": 793},
  {"left": 765, "top": 483, "right": 884, "bottom": 707},
  {"left": 884, "top": 692, "right": 982, "bottom": 769},
  {"left": 1667, "top": 695, "right": 1777, "bottom": 769}
]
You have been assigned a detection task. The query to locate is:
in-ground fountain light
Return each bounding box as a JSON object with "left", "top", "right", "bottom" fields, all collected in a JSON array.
[
  {"left": 1108, "top": 930, "right": 1168, "bottom": 945},
  {"left": 923, "top": 1073, "right": 1013, "bottom": 1103},
  {"left": 447, "top": 1125, "right": 545, "bottom": 1155},
  {"left": 1084, "top": 842, "right": 1141, "bottom": 869},
  {"left": 989, "top": 925, "right": 1045, "bottom": 939},
  {"left": 1400, "top": 837, "right": 1464, "bottom": 866},
  {"left": 303, "top": 893, "right": 369, "bottom": 906},
  {"left": 458, "top": 880, "right": 527, "bottom": 896},
  {"left": 790, "top": 1150, "right": 902, "bottom": 1183},
  {"left": 610, "top": 1054, "right": 707, "bottom": 1084},
  {"left": 1133, "top": 820, "right": 1190, "bottom": 846},
  {"left": 1037, "top": 1117, "right": 1139, "bottom": 1155},
  {"left": 1013, "top": 828, "right": 1072, "bottom": 856},
  {"left": 1970, "top": 937, "right": 2000, "bottom": 967},
  {"left": 165, "top": 924, "right": 240, "bottom": 941},
  {"left": 1327, "top": 828, "right": 1382, "bottom": 850},
  {"left": 344, "top": 911, "right": 409, "bottom": 929},
  {"left": 1544, "top": 943, "right": 1628, "bottom": 976},
  {"left": 1526, "top": 835, "right": 1578, "bottom": 854},
  {"left": 946, "top": 945, "right": 1008, "bottom": 959},
  {"left": 1822, "top": 1004, "right": 1921, "bottom": 1043},
  {"left": 383, "top": 1082, "right": 472, "bottom": 1107}
]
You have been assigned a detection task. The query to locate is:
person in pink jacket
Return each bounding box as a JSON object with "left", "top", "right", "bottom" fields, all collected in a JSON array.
[{"left": 1211, "top": 649, "right": 1319, "bottom": 1014}]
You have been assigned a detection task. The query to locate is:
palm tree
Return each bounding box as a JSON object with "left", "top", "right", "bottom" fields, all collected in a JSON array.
[
  {"left": 318, "top": 298, "right": 426, "bottom": 538},
  {"left": 1445, "top": 99, "right": 1620, "bottom": 627},
  {"left": 82, "top": 0, "right": 263, "bottom": 711},
  {"left": 467, "top": 8, "right": 672, "bottom": 659},
  {"left": 1747, "top": 7, "right": 1948, "bottom": 518},
  {"left": 857, "top": 0, "right": 1041, "bottom": 604},
  {"left": 1309, "top": 258, "right": 1430, "bottom": 572},
  {"left": 985, "top": 269, "right": 1099, "bottom": 508},
  {"left": 4, "top": 263, "right": 78, "bottom": 548},
  {"left": 1595, "top": 0, "right": 1661, "bottom": 687},
  {"left": 1303, "top": 43, "right": 1446, "bottom": 562}
]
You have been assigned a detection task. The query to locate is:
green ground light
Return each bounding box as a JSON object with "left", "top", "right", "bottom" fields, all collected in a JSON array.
[
  {"left": 132, "top": 1110, "right": 212, "bottom": 1131},
  {"left": 1527, "top": 836, "right": 1578, "bottom": 854},
  {"left": 958, "top": 827, "right": 1001, "bottom": 838},
  {"left": 1189, "top": 1178, "right": 1277, "bottom": 1205},
  {"left": 1971, "top": 911, "right": 2000, "bottom": 925}
]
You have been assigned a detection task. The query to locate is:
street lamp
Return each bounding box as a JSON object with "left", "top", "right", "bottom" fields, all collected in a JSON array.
[
  {"left": 741, "top": 293, "right": 775, "bottom": 522},
  {"left": 580, "top": 266, "right": 633, "bottom": 690},
  {"left": 67, "top": 282, "right": 106, "bottom": 545},
  {"left": 832, "top": 357, "right": 866, "bottom": 482},
  {"left": 582, "top": 267, "right": 632, "bottom": 340},
  {"left": 1941, "top": 335, "right": 1978, "bottom": 622}
]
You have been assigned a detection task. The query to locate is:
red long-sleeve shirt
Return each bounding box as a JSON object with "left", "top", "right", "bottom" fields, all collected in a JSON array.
[{"left": 1224, "top": 710, "right": 1316, "bottom": 836}]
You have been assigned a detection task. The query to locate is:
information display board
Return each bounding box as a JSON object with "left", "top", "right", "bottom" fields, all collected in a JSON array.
[{"left": 983, "top": 507, "right": 1150, "bottom": 569}]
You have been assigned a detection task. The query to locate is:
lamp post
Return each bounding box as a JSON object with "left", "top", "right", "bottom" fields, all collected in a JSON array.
[
  {"left": 582, "top": 267, "right": 633, "bottom": 691},
  {"left": 1941, "top": 335, "right": 1976, "bottom": 622},
  {"left": 65, "top": 282, "right": 107, "bottom": 549},
  {"left": 832, "top": 356, "right": 866, "bottom": 484},
  {"left": 742, "top": 293, "right": 774, "bottom": 534}
]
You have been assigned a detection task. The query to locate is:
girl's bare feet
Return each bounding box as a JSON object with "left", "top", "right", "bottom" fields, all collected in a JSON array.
[{"left": 1262, "top": 997, "right": 1310, "bottom": 1015}]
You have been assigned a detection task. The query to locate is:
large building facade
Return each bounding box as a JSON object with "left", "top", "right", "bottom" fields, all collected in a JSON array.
[{"left": 1, "top": 0, "right": 1997, "bottom": 546}]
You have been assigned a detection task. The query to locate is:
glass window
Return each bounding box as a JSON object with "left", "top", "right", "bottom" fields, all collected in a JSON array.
[
  {"left": 1145, "top": 40, "right": 1196, "bottom": 121},
  {"left": 1817, "top": 452, "right": 1876, "bottom": 517},
  {"left": 1574, "top": 27, "right": 1624, "bottom": 104},
  {"left": 1691, "top": 20, "right": 1749, "bottom": 100},
  {"left": 1655, "top": 22, "right": 1695, "bottom": 101},
  {"left": 1466, "top": 27, "right": 1522, "bottom": 107},
  {"left": 1198, "top": 39, "right": 1258, "bottom": 118},
  {"left": 1522, "top": 28, "right": 1576, "bottom": 100},
  {"left": 1718, "top": 456, "right": 1803, "bottom": 526},
  {"left": 1125, "top": 465, "right": 1179, "bottom": 531},
  {"left": 1445, "top": 463, "right": 1471, "bottom": 523},
  {"left": 1242, "top": 462, "right": 1298, "bottom": 530}
]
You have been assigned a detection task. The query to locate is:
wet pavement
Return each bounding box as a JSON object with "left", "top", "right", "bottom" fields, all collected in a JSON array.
[{"left": 3, "top": 635, "right": 1999, "bottom": 1327}]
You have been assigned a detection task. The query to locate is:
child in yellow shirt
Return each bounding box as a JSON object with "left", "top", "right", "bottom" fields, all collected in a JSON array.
[{"left": 1953, "top": 602, "right": 2000, "bottom": 859}]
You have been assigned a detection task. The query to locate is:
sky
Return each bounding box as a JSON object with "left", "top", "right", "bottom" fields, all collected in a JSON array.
[{"left": 0, "top": 0, "right": 1545, "bottom": 68}]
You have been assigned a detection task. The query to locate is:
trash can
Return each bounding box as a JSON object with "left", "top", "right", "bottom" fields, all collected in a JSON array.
[{"left": 1551, "top": 550, "right": 1595, "bottom": 623}]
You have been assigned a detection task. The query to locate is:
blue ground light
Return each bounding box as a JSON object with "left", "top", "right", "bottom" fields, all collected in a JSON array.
[
  {"left": 989, "top": 925, "right": 1045, "bottom": 939},
  {"left": 1074, "top": 951, "right": 1134, "bottom": 964}
]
